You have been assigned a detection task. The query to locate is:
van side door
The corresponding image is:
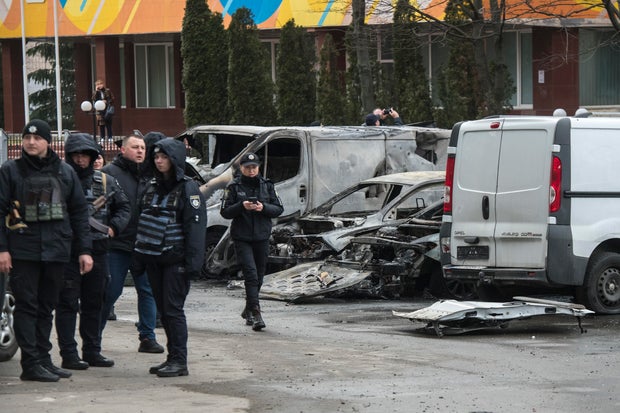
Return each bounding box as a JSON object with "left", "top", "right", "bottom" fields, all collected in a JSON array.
[{"left": 255, "top": 131, "right": 308, "bottom": 218}]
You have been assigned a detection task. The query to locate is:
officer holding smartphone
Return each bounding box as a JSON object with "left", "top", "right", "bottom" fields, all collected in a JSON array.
[{"left": 220, "top": 152, "right": 283, "bottom": 331}]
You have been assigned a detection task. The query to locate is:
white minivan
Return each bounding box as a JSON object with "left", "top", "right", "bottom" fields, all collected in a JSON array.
[{"left": 439, "top": 114, "right": 620, "bottom": 314}]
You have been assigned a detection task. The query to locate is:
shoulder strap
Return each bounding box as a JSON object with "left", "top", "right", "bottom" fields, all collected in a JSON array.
[{"left": 101, "top": 171, "right": 107, "bottom": 193}]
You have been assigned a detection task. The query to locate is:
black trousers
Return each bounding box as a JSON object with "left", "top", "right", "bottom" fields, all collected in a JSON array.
[
  {"left": 234, "top": 239, "right": 269, "bottom": 309},
  {"left": 55, "top": 252, "right": 109, "bottom": 358},
  {"left": 146, "top": 262, "right": 190, "bottom": 364},
  {"left": 9, "top": 259, "right": 65, "bottom": 369},
  {"left": 98, "top": 119, "right": 112, "bottom": 140}
]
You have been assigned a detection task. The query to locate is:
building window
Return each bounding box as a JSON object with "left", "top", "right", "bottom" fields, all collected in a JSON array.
[
  {"left": 119, "top": 43, "right": 125, "bottom": 108},
  {"left": 503, "top": 31, "right": 533, "bottom": 108},
  {"left": 579, "top": 29, "right": 620, "bottom": 107},
  {"left": 135, "top": 43, "right": 175, "bottom": 108},
  {"left": 379, "top": 28, "right": 393, "bottom": 62}
]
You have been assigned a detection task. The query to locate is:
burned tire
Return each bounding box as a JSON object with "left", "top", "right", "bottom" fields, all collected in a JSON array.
[
  {"left": 576, "top": 252, "right": 620, "bottom": 314},
  {"left": 0, "top": 282, "right": 18, "bottom": 362},
  {"left": 201, "top": 228, "right": 227, "bottom": 279}
]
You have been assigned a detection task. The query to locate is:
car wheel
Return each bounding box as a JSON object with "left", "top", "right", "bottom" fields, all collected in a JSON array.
[
  {"left": 0, "top": 287, "right": 18, "bottom": 362},
  {"left": 576, "top": 251, "right": 620, "bottom": 314},
  {"left": 201, "top": 228, "right": 227, "bottom": 278}
]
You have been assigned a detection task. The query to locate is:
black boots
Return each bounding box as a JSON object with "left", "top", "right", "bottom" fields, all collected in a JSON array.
[
  {"left": 83, "top": 353, "right": 115, "bottom": 367},
  {"left": 241, "top": 306, "right": 254, "bottom": 326},
  {"left": 138, "top": 338, "right": 165, "bottom": 353},
  {"left": 62, "top": 354, "right": 89, "bottom": 370},
  {"left": 251, "top": 306, "right": 266, "bottom": 331},
  {"left": 149, "top": 361, "right": 169, "bottom": 374},
  {"left": 20, "top": 364, "right": 60, "bottom": 382},
  {"left": 156, "top": 363, "right": 188, "bottom": 377},
  {"left": 40, "top": 361, "right": 72, "bottom": 378}
]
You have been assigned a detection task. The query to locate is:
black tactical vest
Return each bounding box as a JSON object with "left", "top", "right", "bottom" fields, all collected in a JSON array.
[
  {"left": 21, "top": 166, "right": 67, "bottom": 223},
  {"left": 134, "top": 180, "right": 185, "bottom": 256}
]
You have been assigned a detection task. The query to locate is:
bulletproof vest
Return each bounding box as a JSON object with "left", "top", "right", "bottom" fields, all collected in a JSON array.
[
  {"left": 134, "top": 180, "right": 185, "bottom": 256},
  {"left": 87, "top": 170, "right": 109, "bottom": 240},
  {"left": 22, "top": 170, "right": 67, "bottom": 223}
]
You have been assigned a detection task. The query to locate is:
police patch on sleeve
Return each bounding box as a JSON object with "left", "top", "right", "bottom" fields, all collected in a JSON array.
[{"left": 190, "top": 195, "right": 201, "bottom": 209}]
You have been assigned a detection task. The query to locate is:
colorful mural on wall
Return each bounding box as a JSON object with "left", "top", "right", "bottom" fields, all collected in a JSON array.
[{"left": 0, "top": 0, "right": 608, "bottom": 39}]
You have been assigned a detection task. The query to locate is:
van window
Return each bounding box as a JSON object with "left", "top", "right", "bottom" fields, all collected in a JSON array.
[
  {"left": 393, "top": 185, "right": 444, "bottom": 220},
  {"left": 256, "top": 138, "right": 301, "bottom": 183},
  {"left": 457, "top": 131, "right": 501, "bottom": 192}
]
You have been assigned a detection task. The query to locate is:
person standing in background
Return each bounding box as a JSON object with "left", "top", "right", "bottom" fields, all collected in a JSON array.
[
  {"left": 100, "top": 134, "right": 164, "bottom": 354},
  {"left": 373, "top": 107, "right": 404, "bottom": 125},
  {"left": 93, "top": 152, "right": 105, "bottom": 171},
  {"left": 93, "top": 79, "right": 114, "bottom": 143}
]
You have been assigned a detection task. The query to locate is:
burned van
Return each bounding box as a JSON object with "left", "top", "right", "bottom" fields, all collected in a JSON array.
[{"left": 176, "top": 125, "right": 450, "bottom": 274}]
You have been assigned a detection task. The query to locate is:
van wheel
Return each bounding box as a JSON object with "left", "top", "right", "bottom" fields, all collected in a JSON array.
[
  {"left": 427, "top": 261, "right": 478, "bottom": 300},
  {"left": 577, "top": 252, "right": 620, "bottom": 314},
  {"left": 476, "top": 284, "right": 512, "bottom": 302}
]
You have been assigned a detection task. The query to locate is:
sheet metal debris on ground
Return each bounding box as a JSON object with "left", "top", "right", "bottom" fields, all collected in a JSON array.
[
  {"left": 259, "top": 262, "right": 373, "bottom": 302},
  {"left": 393, "top": 296, "right": 594, "bottom": 336}
]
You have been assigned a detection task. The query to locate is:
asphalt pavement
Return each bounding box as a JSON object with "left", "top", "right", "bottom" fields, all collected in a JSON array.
[{"left": 1, "top": 281, "right": 619, "bottom": 413}]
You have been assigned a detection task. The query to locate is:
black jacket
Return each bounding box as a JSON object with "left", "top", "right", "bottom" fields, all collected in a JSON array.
[
  {"left": 220, "top": 174, "right": 283, "bottom": 242},
  {"left": 136, "top": 138, "right": 207, "bottom": 273},
  {"left": 65, "top": 134, "right": 131, "bottom": 255},
  {"left": 0, "top": 149, "right": 92, "bottom": 262},
  {"left": 102, "top": 154, "right": 147, "bottom": 252}
]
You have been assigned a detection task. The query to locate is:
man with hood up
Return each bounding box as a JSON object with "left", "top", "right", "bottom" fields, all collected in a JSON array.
[
  {"left": 55, "top": 133, "right": 130, "bottom": 370},
  {"left": 133, "top": 138, "right": 206, "bottom": 377}
]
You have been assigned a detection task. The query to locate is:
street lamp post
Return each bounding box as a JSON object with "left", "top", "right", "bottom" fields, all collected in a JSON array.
[{"left": 80, "top": 100, "right": 107, "bottom": 141}]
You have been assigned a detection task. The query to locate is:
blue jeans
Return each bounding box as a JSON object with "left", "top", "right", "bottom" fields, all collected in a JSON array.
[{"left": 100, "top": 250, "right": 157, "bottom": 341}]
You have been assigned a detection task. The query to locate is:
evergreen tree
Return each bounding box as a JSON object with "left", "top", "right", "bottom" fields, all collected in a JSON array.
[
  {"left": 392, "top": 0, "right": 433, "bottom": 124},
  {"left": 27, "top": 41, "right": 75, "bottom": 128},
  {"left": 434, "top": 0, "right": 483, "bottom": 128},
  {"left": 227, "top": 7, "right": 276, "bottom": 125},
  {"left": 276, "top": 19, "right": 317, "bottom": 126},
  {"left": 316, "top": 34, "right": 348, "bottom": 126},
  {"left": 181, "top": 0, "right": 228, "bottom": 127},
  {"left": 344, "top": 26, "right": 364, "bottom": 125}
]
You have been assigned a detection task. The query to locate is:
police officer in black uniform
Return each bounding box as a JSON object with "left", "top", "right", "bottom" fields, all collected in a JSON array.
[
  {"left": 0, "top": 120, "right": 93, "bottom": 382},
  {"left": 220, "top": 152, "right": 283, "bottom": 331},
  {"left": 55, "top": 133, "right": 131, "bottom": 370},
  {"left": 133, "top": 138, "right": 206, "bottom": 377}
]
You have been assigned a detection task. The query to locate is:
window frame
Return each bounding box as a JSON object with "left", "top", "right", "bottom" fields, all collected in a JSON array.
[{"left": 134, "top": 42, "right": 175, "bottom": 108}]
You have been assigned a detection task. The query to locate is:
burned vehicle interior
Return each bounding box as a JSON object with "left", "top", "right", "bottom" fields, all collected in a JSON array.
[
  {"left": 269, "top": 179, "right": 444, "bottom": 266},
  {"left": 260, "top": 200, "right": 453, "bottom": 302},
  {"left": 181, "top": 129, "right": 302, "bottom": 186},
  {"left": 260, "top": 177, "right": 460, "bottom": 302}
]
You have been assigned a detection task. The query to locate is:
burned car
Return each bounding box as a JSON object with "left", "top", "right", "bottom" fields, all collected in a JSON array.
[
  {"left": 268, "top": 170, "right": 446, "bottom": 270},
  {"left": 208, "top": 171, "right": 446, "bottom": 277},
  {"left": 259, "top": 198, "right": 475, "bottom": 302}
]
